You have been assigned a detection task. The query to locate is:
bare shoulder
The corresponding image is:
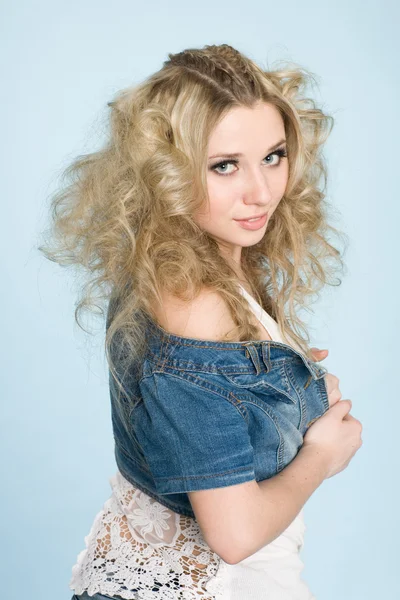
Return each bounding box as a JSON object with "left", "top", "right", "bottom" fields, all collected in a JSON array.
[{"left": 152, "top": 286, "right": 236, "bottom": 341}]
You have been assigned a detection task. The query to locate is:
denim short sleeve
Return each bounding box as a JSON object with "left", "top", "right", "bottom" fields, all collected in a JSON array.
[{"left": 135, "top": 371, "right": 256, "bottom": 495}]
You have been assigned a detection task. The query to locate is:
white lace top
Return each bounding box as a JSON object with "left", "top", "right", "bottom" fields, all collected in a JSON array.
[{"left": 69, "top": 285, "right": 316, "bottom": 599}]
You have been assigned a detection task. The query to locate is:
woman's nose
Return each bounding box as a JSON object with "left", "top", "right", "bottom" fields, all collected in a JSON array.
[{"left": 244, "top": 170, "right": 273, "bottom": 205}]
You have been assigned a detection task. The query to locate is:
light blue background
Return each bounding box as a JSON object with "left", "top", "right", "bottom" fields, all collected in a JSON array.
[{"left": 2, "top": 1, "right": 398, "bottom": 598}]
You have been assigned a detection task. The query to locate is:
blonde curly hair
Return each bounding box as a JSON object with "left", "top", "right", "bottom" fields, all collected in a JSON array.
[{"left": 38, "top": 43, "right": 347, "bottom": 403}]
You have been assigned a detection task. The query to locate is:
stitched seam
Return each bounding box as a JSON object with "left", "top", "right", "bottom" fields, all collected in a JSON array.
[
  {"left": 151, "top": 370, "right": 250, "bottom": 421},
  {"left": 284, "top": 360, "right": 307, "bottom": 431},
  {"left": 155, "top": 464, "right": 255, "bottom": 482},
  {"left": 317, "top": 374, "right": 330, "bottom": 412},
  {"left": 146, "top": 353, "right": 287, "bottom": 374},
  {"left": 223, "top": 375, "right": 297, "bottom": 404},
  {"left": 230, "top": 395, "right": 283, "bottom": 475}
]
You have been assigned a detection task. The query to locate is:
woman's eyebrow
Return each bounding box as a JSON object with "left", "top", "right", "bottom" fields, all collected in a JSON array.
[{"left": 208, "top": 138, "right": 287, "bottom": 160}]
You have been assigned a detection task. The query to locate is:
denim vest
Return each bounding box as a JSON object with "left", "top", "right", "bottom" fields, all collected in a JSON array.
[{"left": 107, "top": 303, "right": 329, "bottom": 519}]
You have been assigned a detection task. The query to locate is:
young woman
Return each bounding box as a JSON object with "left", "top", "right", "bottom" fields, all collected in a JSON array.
[{"left": 39, "top": 43, "right": 362, "bottom": 599}]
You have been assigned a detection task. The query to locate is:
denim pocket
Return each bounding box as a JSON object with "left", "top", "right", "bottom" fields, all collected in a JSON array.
[{"left": 220, "top": 360, "right": 297, "bottom": 405}]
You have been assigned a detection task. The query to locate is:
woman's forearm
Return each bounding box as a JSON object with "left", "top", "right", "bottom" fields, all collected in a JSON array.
[{"left": 234, "top": 445, "right": 329, "bottom": 563}]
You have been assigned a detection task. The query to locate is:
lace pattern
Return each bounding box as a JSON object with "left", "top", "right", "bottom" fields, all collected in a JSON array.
[{"left": 70, "top": 470, "right": 224, "bottom": 599}]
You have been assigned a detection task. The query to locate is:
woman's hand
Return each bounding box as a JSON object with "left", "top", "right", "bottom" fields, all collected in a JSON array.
[
  {"left": 303, "top": 346, "right": 362, "bottom": 478},
  {"left": 310, "top": 347, "right": 342, "bottom": 408},
  {"left": 302, "top": 399, "right": 363, "bottom": 478},
  {"left": 309, "top": 347, "right": 329, "bottom": 362}
]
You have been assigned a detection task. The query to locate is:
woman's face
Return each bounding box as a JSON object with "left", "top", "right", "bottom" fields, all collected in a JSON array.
[{"left": 194, "top": 101, "right": 289, "bottom": 269}]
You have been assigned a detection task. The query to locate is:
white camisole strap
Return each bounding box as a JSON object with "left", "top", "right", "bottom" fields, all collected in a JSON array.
[{"left": 238, "top": 283, "right": 284, "bottom": 342}]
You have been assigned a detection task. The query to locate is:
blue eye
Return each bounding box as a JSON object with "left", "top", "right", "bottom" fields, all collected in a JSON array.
[{"left": 209, "top": 147, "right": 288, "bottom": 176}]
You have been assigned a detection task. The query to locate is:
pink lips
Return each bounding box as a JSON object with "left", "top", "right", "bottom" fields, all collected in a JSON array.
[{"left": 234, "top": 212, "right": 269, "bottom": 231}]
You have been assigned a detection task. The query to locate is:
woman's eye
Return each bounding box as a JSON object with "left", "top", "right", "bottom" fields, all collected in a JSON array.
[
  {"left": 265, "top": 153, "right": 280, "bottom": 166},
  {"left": 210, "top": 148, "right": 287, "bottom": 176},
  {"left": 213, "top": 162, "right": 235, "bottom": 175}
]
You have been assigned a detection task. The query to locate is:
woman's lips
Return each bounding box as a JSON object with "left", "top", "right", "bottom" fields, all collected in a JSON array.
[{"left": 234, "top": 212, "right": 268, "bottom": 230}]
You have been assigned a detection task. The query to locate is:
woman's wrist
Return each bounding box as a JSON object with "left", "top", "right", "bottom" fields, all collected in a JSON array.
[{"left": 296, "top": 442, "right": 331, "bottom": 483}]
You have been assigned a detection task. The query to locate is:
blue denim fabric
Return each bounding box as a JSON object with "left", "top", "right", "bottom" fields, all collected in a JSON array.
[{"left": 107, "top": 305, "right": 329, "bottom": 520}]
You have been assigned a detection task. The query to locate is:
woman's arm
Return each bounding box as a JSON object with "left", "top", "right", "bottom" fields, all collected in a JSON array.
[{"left": 189, "top": 444, "right": 329, "bottom": 564}]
